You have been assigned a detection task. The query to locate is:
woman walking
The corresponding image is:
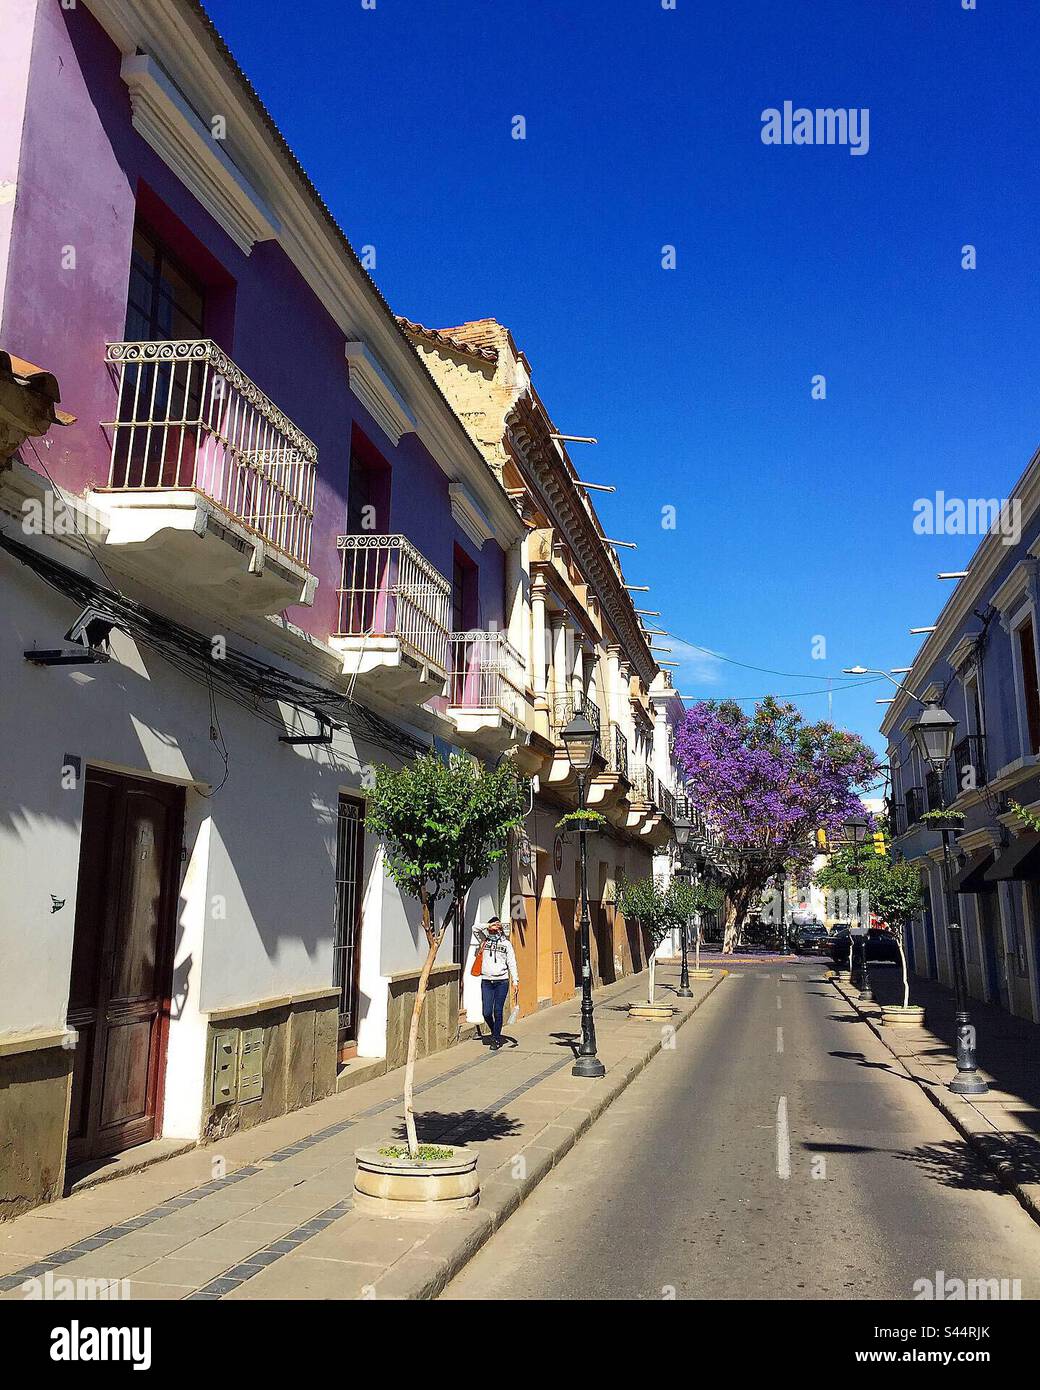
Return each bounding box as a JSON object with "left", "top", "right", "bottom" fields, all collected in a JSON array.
[{"left": 474, "top": 916, "right": 519, "bottom": 1051}]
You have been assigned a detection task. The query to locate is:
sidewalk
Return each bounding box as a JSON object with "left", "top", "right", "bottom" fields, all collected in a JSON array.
[
  {"left": 832, "top": 964, "right": 1040, "bottom": 1224},
  {"left": 0, "top": 964, "right": 724, "bottom": 1301}
]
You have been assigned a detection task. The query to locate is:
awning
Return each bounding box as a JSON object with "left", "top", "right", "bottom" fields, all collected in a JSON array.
[
  {"left": 984, "top": 834, "right": 1040, "bottom": 884},
  {"left": 950, "top": 850, "right": 996, "bottom": 894}
]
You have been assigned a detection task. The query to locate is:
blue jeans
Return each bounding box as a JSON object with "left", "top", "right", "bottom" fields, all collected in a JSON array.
[{"left": 481, "top": 977, "right": 510, "bottom": 1041}]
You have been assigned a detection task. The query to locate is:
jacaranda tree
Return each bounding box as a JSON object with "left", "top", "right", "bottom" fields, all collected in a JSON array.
[{"left": 674, "top": 697, "right": 881, "bottom": 953}]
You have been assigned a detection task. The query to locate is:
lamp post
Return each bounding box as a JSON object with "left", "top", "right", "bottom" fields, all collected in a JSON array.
[
  {"left": 561, "top": 712, "right": 606, "bottom": 1079},
  {"left": 675, "top": 821, "right": 693, "bottom": 996},
  {"left": 846, "top": 816, "right": 872, "bottom": 1002},
  {"left": 845, "top": 666, "right": 989, "bottom": 1096},
  {"left": 908, "top": 704, "right": 989, "bottom": 1097}
]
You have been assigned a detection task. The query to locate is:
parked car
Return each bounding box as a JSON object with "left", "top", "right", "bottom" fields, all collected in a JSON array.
[
  {"left": 826, "top": 924, "right": 900, "bottom": 967},
  {"left": 791, "top": 922, "right": 831, "bottom": 956}
]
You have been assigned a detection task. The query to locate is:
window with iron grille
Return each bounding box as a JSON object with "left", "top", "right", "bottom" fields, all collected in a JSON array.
[{"left": 333, "top": 796, "right": 366, "bottom": 1052}]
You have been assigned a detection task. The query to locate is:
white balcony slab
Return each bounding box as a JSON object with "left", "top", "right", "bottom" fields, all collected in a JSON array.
[{"left": 87, "top": 488, "right": 317, "bottom": 615}]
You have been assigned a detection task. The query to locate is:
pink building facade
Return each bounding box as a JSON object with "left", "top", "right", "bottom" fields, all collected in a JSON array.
[{"left": 0, "top": 0, "right": 524, "bottom": 1216}]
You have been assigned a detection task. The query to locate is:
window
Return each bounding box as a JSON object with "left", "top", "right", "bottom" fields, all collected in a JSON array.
[
  {"left": 1017, "top": 616, "right": 1040, "bottom": 755},
  {"left": 125, "top": 224, "right": 205, "bottom": 342},
  {"left": 333, "top": 796, "right": 366, "bottom": 1056},
  {"left": 452, "top": 548, "right": 479, "bottom": 632},
  {"left": 346, "top": 431, "right": 391, "bottom": 535}
]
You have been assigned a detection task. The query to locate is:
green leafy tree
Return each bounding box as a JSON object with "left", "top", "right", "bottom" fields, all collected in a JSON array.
[
  {"left": 814, "top": 845, "right": 924, "bottom": 1007},
  {"left": 366, "top": 753, "right": 527, "bottom": 1156},
  {"left": 614, "top": 875, "right": 673, "bottom": 1003}
]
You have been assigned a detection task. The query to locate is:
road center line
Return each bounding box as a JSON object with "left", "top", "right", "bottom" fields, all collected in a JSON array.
[
  {"left": 776, "top": 1095, "right": 791, "bottom": 1180},
  {"left": 776, "top": 1025, "right": 784, "bottom": 1054}
]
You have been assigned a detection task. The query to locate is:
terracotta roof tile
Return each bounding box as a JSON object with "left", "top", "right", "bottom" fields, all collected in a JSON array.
[{"left": 395, "top": 316, "right": 498, "bottom": 363}]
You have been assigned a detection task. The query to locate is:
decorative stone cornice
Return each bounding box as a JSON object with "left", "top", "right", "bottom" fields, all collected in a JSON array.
[
  {"left": 506, "top": 398, "right": 657, "bottom": 686},
  {"left": 344, "top": 341, "right": 416, "bottom": 447},
  {"left": 449, "top": 481, "right": 494, "bottom": 549},
  {"left": 120, "top": 54, "right": 279, "bottom": 255},
  {"left": 947, "top": 631, "right": 983, "bottom": 673},
  {"left": 991, "top": 557, "right": 1039, "bottom": 623}
]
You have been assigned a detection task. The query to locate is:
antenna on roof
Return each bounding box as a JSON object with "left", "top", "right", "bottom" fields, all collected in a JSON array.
[{"left": 550, "top": 433, "right": 598, "bottom": 444}]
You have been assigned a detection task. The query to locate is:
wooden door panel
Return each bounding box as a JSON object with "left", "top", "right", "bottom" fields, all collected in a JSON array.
[
  {"left": 99, "top": 1018, "right": 154, "bottom": 1129},
  {"left": 66, "top": 770, "right": 182, "bottom": 1165}
]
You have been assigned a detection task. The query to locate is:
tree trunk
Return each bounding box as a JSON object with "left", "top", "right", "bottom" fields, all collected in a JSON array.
[
  {"left": 648, "top": 949, "right": 657, "bottom": 1004},
  {"left": 403, "top": 897, "right": 442, "bottom": 1159},
  {"left": 898, "top": 925, "right": 911, "bottom": 1009}
]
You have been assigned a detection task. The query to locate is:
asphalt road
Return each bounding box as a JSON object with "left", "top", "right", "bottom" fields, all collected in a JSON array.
[{"left": 442, "top": 963, "right": 1040, "bottom": 1300}]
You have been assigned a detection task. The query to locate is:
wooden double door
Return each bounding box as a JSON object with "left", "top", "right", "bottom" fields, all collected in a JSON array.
[{"left": 67, "top": 769, "right": 184, "bottom": 1165}]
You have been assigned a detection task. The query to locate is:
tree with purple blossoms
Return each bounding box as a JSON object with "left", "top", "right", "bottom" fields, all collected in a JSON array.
[{"left": 674, "top": 697, "right": 881, "bottom": 953}]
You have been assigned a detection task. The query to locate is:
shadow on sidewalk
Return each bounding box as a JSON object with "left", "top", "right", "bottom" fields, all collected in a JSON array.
[
  {"left": 864, "top": 965, "right": 1040, "bottom": 1110},
  {"left": 389, "top": 1110, "right": 523, "bottom": 1147}
]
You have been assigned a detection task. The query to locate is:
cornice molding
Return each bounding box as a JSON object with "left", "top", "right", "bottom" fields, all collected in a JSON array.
[
  {"left": 344, "top": 341, "right": 416, "bottom": 447},
  {"left": 880, "top": 442, "right": 1040, "bottom": 739},
  {"left": 990, "top": 557, "right": 1039, "bottom": 619},
  {"left": 506, "top": 402, "right": 657, "bottom": 686},
  {"left": 947, "top": 631, "right": 982, "bottom": 673},
  {"left": 120, "top": 55, "right": 279, "bottom": 255},
  {"left": 449, "top": 482, "right": 494, "bottom": 549}
]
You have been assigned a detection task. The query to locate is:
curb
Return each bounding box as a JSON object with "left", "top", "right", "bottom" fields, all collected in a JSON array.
[
  {"left": 379, "top": 970, "right": 729, "bottom": 1299},
  {"left": 829, "top": 977, "right": 1040, "bottom": 1231}
]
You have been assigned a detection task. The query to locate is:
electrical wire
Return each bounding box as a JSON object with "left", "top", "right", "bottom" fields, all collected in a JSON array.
[{"left": 0, "top": 528, "right": 427, "bottom": 775}]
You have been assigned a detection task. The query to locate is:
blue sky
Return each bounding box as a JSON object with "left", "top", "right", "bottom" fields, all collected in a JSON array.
[{"left": 205, "top": 0, "right": 1040, "bottom": 759}]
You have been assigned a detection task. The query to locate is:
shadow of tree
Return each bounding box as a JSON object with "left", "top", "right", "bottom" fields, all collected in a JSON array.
[
  {"left": 894, "top": 1139, "right": 1004, "bottom": 1193},
  {"left": 828, "top": 1049, "right": 919, "bottom": 1084},
  {"left": 390, "top": 1109, "right": 523, "bottom": 1147}
]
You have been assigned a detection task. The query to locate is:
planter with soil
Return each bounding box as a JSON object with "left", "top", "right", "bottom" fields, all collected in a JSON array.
[
  {"left": 880, "top": 1003, "right": 926, "bottom": 1027},
  {"left": 353, "top": 1144, "right": 479, "bottom": 1220}
]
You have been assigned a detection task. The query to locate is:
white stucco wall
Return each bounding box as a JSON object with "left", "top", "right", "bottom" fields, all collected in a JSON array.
[{"left": 0, "top": 541, "right": 456, "bottom": 1127}]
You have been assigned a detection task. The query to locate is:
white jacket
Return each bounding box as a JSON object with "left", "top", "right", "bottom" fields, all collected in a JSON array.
[{"left": 477, "top": 933, "right": 518, "bottom": 984}]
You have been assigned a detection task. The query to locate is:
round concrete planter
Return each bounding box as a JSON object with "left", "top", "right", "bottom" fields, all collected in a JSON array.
[
  {"left": 628, "top": 1002, "right": 676, "bottom": 1020},
  {"left": 880, "top": 1003, "right": 926, "bottom": 1027},
  {"left": 353, "top": 1145, "right": 479, "bottom": 1220}
]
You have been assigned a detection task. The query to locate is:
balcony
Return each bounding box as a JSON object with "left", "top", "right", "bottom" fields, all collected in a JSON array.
[
  {"left": 331, "top": 534, "right": 450, "bottom": 704},
  {"left": 903, "top": 787, "right": 925, "bottom": 829},
  {"left": 550, "top": 693, "right": 602, "bottom": 739},
  {"left": 447, "top": 630, "right": 528, "bottom": 750},
  {"left": 952, "top": 734, "right": 987, "bottom": 795},
  {"left": 605, "top": 723, "right": 629, "bottom": 780},
  {"left": 545, "top": 693, "right": 605, "bottom": 796},
  {"left": 93, "top": 340, "right": 317, "bottom": 613}
]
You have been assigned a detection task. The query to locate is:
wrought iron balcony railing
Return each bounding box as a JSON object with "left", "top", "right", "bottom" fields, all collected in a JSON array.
[
  {"left": 658, "top": 784, "right": 677, "bottom": 821},
  {"left": 903, "top": 786, "right": 925, "bottom": 828},
  {"left": 103, "top": 339, "right": 317, "bottom": 569},
  {"left": 605, "top": 722, "right": 629, "bottom": 779},
  {"left": 952, "top": 734, "right": 987, "bottom": 793},
  {"left": 551, "top": 693, "right": 603, "bottom": 739},
  {"left": 448, "top": 630, "right": 526, "bottom": 724},
  {"left": 336, "top": 534, "right": 451, "bottom": 674}
]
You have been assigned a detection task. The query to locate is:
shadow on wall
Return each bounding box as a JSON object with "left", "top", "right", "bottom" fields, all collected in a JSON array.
[{"left": 3, "top": 564, "right": 392, "bottom": 1011}]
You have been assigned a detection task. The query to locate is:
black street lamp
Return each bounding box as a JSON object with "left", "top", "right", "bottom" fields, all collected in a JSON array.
[
  {"left": 908, "top": 704, "right": 988, "bottom": 1095},
  {"left": 846, "top": 816, "right": 873, "bottom": 1002},
  {"left": 561, "top": 711, "right": 606, "bottom": 1079},
  {"left": 674, "top": 820, "right": 693, "bottom": 997}
]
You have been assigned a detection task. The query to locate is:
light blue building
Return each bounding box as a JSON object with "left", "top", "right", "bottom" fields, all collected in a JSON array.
[{"left": 882, "top": 450, "right": 1040, "bottom": 1023}]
